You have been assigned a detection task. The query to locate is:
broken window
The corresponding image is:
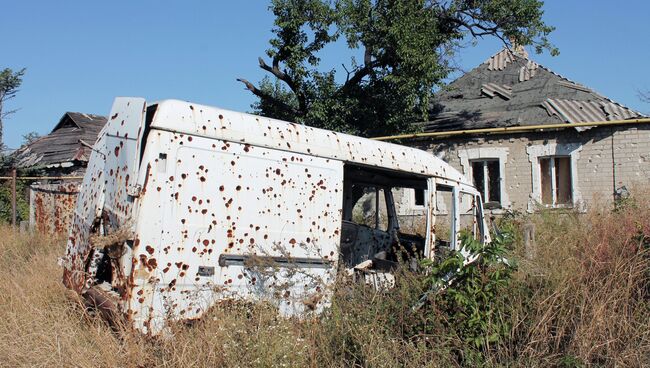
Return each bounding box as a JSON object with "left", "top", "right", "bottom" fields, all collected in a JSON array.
[
  {"left": 539, "top": 156, "right": 572, "bottom": 206},
  {"left": 349, "top": 184, "right": 389, "bottom": 231},
  {"left": 392, "top": 186, "right": 427, "bottom": 237},
  {"left": 434, "top": 185, "right": 454, "bottom": 249},
  {"left": 341, "top": 165, "right": 428, "bottom": 267},
  {"left": 459, "top": 192, "right": 482, "bottom": 241},
  {"left": 471, "top": 159, "right": 501, "bottom": 206}
]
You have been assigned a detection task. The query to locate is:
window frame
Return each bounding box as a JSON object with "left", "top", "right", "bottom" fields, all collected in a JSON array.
[
  {"left": 469, "top": 159, "right": 501, "bottom": 206},
  {"left": 539, "top": 155, "right": 572, "bottom": 207},
  {"left": 457, "top": 147, "right": 510, "bottom": 209}
]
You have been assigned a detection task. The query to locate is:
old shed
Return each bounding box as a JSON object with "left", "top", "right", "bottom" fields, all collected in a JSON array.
[{"left": 12, "top": 112, "right": 107, "bottom": 233}]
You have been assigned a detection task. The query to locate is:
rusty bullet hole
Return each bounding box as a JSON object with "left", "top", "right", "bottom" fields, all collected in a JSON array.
[
  {"left": 219, "top": 114, "right": 223, "bottom": 119},
  {"left": 235, "top": 185, "right": 241, "bottom": 191},
  {"left": 230, "top": 161, "right": 235, "bottom": 166},
  {"left": 145, "top": 246, "right": 154, "bottom": 255},
  {"left": 114, "top": 146, "right": 120, "bottom": 157},
  {"left": 200, "top": 176, "right": 206, "bottom": 182}
]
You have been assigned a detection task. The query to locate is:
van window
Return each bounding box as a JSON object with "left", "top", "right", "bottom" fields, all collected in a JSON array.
[
  {"left": 434, "top": 185, "right": 454, "bottom": 248},
  {"left": 391, "top": 186, "right": 427, "bottom": 237},
  {"left": 459, "top": 192, "right": 482, "bottom": 241},
  {"left": 349, "top": 184, "right": 388, "bottom": 231}
]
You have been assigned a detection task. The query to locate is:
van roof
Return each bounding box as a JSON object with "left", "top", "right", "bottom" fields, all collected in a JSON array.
[{"left": 149, "top": 99, "right": 468, "bottom": 184}]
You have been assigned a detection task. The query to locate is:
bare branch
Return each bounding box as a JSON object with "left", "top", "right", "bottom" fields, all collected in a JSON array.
[
  {"left": 258, "top": 57, "right": 308, "bottom": 116},
  {"left": 236, "top": 78, "right": 298, "bottom": 116}
]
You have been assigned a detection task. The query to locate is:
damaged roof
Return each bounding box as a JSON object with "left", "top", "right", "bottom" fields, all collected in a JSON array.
[
  {"left": 419, "top": 47, "right": 645, "bottom": 133},
  {"left": 13, "top": 112, "right": 107, "bottom": 169}
]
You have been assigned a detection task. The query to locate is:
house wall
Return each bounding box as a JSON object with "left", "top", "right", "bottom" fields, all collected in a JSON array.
[{"left": 408, "top": 123, "right": 650, "bottom": 212}]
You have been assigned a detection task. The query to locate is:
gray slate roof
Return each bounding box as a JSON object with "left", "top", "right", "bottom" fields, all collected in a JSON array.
[
  {"left": 13, "top": 112, "right": 107, "bottom": 169},
  {"left": 419, "top": 48, "right": 644, "bottom": 133}
]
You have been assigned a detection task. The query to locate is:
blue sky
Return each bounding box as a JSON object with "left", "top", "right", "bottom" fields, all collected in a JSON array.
[{"left": 2, "top": 1, "right": 650, "bottom": 149}]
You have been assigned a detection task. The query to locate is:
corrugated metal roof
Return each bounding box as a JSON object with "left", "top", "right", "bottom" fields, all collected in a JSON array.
[
  {"left": 542, "top": 99, "right": 607, "bottom": 123},
  {"left": 541, "top": 98, "right": 643, "bottom": 131},
  {"left": 602, "top": 102, "right": 638, "bottom": 120},
  {"left": 486, "top": 49, "right": 515, "bottom": 71},
  {"left": 519, "top": 60, "right": 538, "bottom": 82},
  {"left": 481, "top": 83, "right": 512, "bottom": 100}
]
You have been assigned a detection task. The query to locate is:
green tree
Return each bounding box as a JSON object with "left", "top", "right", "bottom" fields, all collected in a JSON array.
[
  {"left": 239, "top": 0, "right": 556, "bottom": 137},
  {"left": 0, "top": 68, "right": 26, "bottom": 148}
]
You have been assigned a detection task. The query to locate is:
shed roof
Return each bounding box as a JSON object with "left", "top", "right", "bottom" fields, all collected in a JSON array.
[
  {"left": 419, "top": 48, "right": 645, "bottom": 133},
  {"left": 13, "top": 112, "right": 107, "bottom": 169}
]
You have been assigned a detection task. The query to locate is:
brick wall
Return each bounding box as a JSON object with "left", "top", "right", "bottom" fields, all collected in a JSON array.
[{"left": 408, "top": 123, "right": 650, "bottom": 212}]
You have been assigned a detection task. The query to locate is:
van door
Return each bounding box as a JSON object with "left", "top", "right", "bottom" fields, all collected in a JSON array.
[{"left": 102, "top": 97, "right": 149, "bottom": 227}]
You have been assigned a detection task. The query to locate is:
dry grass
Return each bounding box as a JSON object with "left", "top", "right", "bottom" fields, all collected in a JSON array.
[{"left": 0, "top": 195, "right": 648, "bottom": 367}]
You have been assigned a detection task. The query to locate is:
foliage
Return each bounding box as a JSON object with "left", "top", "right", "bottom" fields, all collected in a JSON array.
[
  {"left": 419, "top": 230, "right": 516, "bottom": 364},
  {"left": 241, "top": 0, "right": 557, "bottom": 137},
  {"left": 0, "top": 67, "right": 26, "bottom": 147}
]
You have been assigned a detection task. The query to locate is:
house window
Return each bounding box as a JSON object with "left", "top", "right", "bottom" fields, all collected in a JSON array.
[
  {"left": 413, "top": 188, "right": 425, "bottom": 206},
  {"left": 470, "top": 159, "right": 501, "bottom": 206},
  {"left": 539, "top": 156, "right": 572, "bottom": 206}
]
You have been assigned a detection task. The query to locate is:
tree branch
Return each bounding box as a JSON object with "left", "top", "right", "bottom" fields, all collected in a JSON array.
[
  {"left": 258, "top": 57, "right": 308, "bottom": 116},
  {"left": 236, "top": 78, "right": 298, "bottom": 116}
]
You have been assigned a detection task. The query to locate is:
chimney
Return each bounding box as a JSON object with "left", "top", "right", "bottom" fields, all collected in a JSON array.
[{"left": 509, "top": 38, "right": 529, "bottom": 58}]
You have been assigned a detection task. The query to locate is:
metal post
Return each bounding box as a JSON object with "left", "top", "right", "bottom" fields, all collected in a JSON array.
[{"left": 11, "top": 168, "right": 16, "bottom": 227}]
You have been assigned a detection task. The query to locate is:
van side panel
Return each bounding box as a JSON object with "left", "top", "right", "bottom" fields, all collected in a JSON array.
[{"left": 130, "top": 130, "right": 344, "bottom": 333}]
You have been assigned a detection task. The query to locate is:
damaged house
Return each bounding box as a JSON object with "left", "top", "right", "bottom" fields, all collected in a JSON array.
[
  {"left": 385, "top": 47, "right": 649, "bottom": 214},
  {"left": 12, "top": 112, "right": 107, "bottom": 233}
]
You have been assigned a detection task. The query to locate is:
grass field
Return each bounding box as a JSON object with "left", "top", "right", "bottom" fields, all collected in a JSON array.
[{"left": 0, "top": 198, "right": 648, "bottom": 367}]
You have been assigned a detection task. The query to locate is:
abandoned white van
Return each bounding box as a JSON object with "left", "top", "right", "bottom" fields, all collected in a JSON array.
[{"left": 62, "top": 97, "right": 489, "bottom": 335}]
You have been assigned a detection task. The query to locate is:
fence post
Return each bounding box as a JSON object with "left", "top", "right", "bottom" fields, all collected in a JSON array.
[{"left": 11, "top": 168, "right": 17, "bottom": 227}]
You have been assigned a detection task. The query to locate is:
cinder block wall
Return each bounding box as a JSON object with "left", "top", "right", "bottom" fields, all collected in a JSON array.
[{"left": 409, "top": 124, "right": 650, "bottom": 212}]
